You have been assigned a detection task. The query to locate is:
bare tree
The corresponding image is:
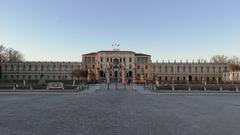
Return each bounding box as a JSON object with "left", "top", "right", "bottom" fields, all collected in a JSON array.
[
  {"left": 0, "top": 45, "right": 24, "bottom": 62},
  {"left": 0, "top": 45, "right": 6, "bottom": 62},
  {"left": 210, "top": 55, "right": 228, "bottom": 63},
  {"left": 71, "top": 69, "right": 88, "bottom": 81},
  {"left": 230, "top": 64, "right": 240, "bottom": 71},
  {"left": 228, "top": 56, "right": 240, "bottom": 64}
]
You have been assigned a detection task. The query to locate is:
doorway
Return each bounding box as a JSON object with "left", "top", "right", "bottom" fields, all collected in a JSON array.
[
  {"left": 114, "top": 71, "right": 118, "bottom": 78},
  {"left": 188, "top": 75, "right": 192, "bottom": 81}
]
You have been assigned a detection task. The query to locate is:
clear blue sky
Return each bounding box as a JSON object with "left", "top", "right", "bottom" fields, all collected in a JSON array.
[{"left": 0, "top": 0, "right": 240, "bottom": 62}]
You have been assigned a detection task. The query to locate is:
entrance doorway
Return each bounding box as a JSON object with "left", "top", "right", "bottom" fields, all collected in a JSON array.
[
  {"left": 188, "top": 75, "right": 192, "bottom": 81},
  {"left": 114, "top": 71, "right": 118, "bottom": 78}
]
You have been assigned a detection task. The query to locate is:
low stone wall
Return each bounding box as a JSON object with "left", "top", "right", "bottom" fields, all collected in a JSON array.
[
  {"left": 0, "top": 83, "right": 88, "bottom": 91},
  {"left": 156, "top": 84, "right": 239, "bottom": 91}
]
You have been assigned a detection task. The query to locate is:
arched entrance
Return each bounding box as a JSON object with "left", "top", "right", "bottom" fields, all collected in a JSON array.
[
  {"left": 188, "top": 75, "right": 192, "bottom": 81},
  {"left": 128, "top": 71, "right": 132, "bottom": 78},
  {"left": 114, "top": 70, "right": 118, "bottom": 78},
  {"left": 100, "top": 70, "right": 105, "bottom": 78},
  {"left": 113, "top": 58, "right": 120, "bottom": 81}
]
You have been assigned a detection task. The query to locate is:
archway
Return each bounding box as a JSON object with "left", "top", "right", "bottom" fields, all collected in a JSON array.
[
  {"left": 114, "top": 71, "right": 118, "bottom": 78},
  {"left": 100, "top": 70, "right": 104, "bottom": 78},
  {"left": 128, "top": 71, "right": 132, "bottom": 78},
  {"left": 188, "top": 75, "right": 192, "bottom": 81}
]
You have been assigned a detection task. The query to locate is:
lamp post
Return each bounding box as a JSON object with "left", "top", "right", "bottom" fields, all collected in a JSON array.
[
  {"left": 106, "top": 62, "right": 110, "bottom": 90},
  {"left": 236, "top": 74, "right": 239, "bottom": 92},
  {"left": 112, "top": 64, "right": 118, "bottom": 90},
  {"left": 172, "top": 78, "right": 175, "bottom": 92},
  {"left": 0, "top": 51, "right": 2, "bottom": 81}
]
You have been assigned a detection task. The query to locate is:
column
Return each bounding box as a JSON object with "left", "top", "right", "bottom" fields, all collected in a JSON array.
[
  {"left": 132, "top": 63, "right": 136, "bottom": 83},
  {"left": 87, "top": 68, "right": 91, "bottom": 82},
  {"left": 95, "top": 62, "right": 100, "bottom": 81},
  {"left": 121, "top": 64, "right": 126, "bottom": 84},
  {"left": 106, "top": 63, "right": 110, "bottom": 84}
]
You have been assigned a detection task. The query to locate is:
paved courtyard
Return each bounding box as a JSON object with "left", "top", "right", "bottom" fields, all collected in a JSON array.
[{"left": 0, "top": 85, "right": 240, "bottom": 135}]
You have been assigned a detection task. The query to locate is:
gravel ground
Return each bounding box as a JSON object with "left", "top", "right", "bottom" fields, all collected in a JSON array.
[{"left": 0, "top": 85, "right": 240, "bottom": 135}]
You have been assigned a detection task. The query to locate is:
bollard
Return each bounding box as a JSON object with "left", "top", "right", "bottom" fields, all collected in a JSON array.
[
  {"left": 220, "top": 86, "right": 223, "bottom": 92},
  {"left": 188, "top": 85, "right": 191, "bottom": 91},
  {"left": 172, "top": 85, "right": 175, "bottom": 92},
  {"left": 236, "top": 85, "right": 239, "bottom": 92},
  {"left": 204, "top": 85, "right": 207, "bottom": 91}
]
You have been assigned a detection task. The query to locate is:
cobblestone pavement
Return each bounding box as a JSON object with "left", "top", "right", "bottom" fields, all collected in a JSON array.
[{"left": 0, "top": 85, "right": 240, "bottom": 135}]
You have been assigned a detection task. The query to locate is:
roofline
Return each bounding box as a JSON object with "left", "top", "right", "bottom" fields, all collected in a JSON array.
[{"left": 82, "top": 50, "right": 151, "bottom": 56}]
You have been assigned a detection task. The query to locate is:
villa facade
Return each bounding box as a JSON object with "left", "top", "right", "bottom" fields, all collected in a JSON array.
[{"left": 0, "top": 49, "right": 233, "bottom": 83}]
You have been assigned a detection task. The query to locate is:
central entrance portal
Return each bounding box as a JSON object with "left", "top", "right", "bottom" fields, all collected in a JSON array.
[
  {"left": 113, "top": 58, "right": 120, "bottom": 81},
  {"left": 114, "top": 71, "right": 118, "bottom": 78}
]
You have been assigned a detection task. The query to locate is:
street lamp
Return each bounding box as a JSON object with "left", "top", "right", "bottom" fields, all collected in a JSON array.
[
  {"left": 172, "top": 78, "right": 175, "bottom": 91},
  {"left": 114, "top": 65, "right": 118, "bottom": 90}
]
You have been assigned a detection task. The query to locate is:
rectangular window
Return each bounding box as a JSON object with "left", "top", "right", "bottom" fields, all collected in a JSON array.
[
  {"left": 29, "top": 65, "right": 32, "bottom": 71},
  {"left": 5, "top": 65, "right": 8, "bottom": 71},
  {"left": 59, "top": 65, "right": 62, "bottom": 71},
  {"left": 11, "top": 65, "right": 13, "bottom": 71},
  {"left": 35, "top": 65, "right": 38, "bottom": 71},
  {"left": 41, "top": 65, "right": 44, "bottom": 71},
  {"left": 224, "top": 67, "right": 227, "bottom": 72},
  {"left": 17, "top": 65, "right": 19, "bottom": 71},
  {"left": 47, "top": 65, "right": 50, "bottom": 71}
]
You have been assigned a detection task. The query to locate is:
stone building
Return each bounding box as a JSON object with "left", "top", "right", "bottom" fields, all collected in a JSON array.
[
  {"left": 0, "top": 49, "right": 230, "bottom": 83},
  {"left": 223, "top": 71, "right": 240, "bottom": 82},
  {"left": 152, "top": 62, "right": 228, "bottom": 83},
  {"left": 82, "top": 49, "right": 229, "bottom": 83},
  {"left": 1, "top": 61, "right": 81, "bottom": 81},
  {"left": 82, "top": 49, "right": 151, "bottom": 83}
]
